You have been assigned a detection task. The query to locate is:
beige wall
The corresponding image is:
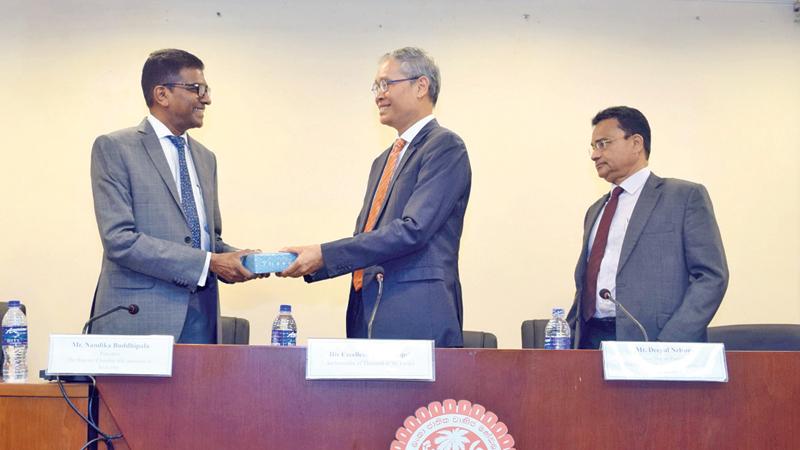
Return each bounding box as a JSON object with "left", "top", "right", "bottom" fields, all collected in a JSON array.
[{"left": 1, "top": 1, "right": 798, "bottom": 375}]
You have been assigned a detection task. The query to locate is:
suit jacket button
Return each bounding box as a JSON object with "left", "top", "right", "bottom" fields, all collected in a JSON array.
[{"left": 184, "top": 236, "right": 192, "bottom": 244}]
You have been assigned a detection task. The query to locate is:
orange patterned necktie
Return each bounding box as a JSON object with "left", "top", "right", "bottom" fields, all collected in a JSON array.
[{"left": 353, "top": 138, "right": 406, "bottom": 291}]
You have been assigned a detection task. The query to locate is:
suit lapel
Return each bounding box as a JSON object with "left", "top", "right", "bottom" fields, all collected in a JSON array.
[
  {"left": 356, "top": 144, "right": 393, "bottom": 232},
  {"left": 140, "top": 119, "right": 183, "bottom": 211},
  {"left": 583, "top": 197, "right": 607, "bottom": 250},
  {"left": 579, "top": 195, "right": 608, "bottom": 274},
  {"left": 370, "top": 119, "right": 438, "bottom": 226},
  {"left": 617, "top": 173, "right": 663, "bottom": 273},
  {"left": 187, "top": 136, "right": 214, "bottom": 232},
  {"left": 357, "top": 120, "right": 439, "bottom": 233},
  {"left": 392, "top": 119, "right": 437, "bottom": 183}
]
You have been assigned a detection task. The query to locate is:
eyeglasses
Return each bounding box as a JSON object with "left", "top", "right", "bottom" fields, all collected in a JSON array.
[
  {"left": 370, "top": 76, "right": 422, "bottom": 95},
  {"left": 590, "top": 135, "right": 630, "bottom": 152},
  {"left": 163, "top": 82, "right": 210, "bottom": 98}
]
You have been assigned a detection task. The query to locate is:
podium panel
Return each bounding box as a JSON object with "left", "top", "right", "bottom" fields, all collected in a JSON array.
[
  {"left": 0, "top": 382, "right": 88, "bottom": 450},
  {"left": 96, "top": 346, "right": 800, "bottom": 449}
]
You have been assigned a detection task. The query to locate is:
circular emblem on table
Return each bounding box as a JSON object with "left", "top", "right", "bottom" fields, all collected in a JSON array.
[{"left": 390, "top": 399, "right": 516, "bottom": 450}]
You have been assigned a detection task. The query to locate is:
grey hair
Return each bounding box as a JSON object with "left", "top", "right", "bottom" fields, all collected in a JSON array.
[{"left": 380, "top": 47, "right": 441, "bottom": 105}]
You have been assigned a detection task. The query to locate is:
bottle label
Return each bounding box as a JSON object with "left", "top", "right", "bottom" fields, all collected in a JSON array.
[
  {"left": 2, "top": 326, "right": 28, "bottom": 346},
  {"left": 271, "top": 329, "right": 297, "bottom": 346},
  {"left": 543, "top": 336, "right": 570, "bottom": 350}
]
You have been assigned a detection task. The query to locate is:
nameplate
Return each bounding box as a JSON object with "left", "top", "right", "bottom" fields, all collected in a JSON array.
[
  {"left": 602, "top": 341, "right": 728, "bottom": 382},
  {"left": 47, "top": 334, "right": 174, "bottom": 377},
  {"left": 305, "top": 338, "right": 435, "bottom": 381}
]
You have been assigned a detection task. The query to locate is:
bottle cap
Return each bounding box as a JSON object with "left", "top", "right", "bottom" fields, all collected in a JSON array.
[
  {"left": 8, "top": 300, "right": 21, "bottom": 307},
  {"left": 552, "top": 307, "right": 564, "bottom": 315},
  {"left": 279, "top": 304, "right": 291, "bottom": 313}
]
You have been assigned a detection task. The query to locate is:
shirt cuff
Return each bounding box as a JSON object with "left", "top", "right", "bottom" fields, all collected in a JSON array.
[{"left": 197, "top": 252, "right": 212, "bottom": 287}]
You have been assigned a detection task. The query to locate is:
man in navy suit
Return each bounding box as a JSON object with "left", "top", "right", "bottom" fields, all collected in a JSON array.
[
  {"left": 567, "top": 106, "right": 728, "bottom": 348},
  {"left": 281, "top": 47, "right": 471, "bottom": 347}
]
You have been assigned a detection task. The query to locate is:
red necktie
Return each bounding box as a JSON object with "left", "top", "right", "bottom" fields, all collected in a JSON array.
[
  {"left": 353, "top": 138, "right": 406, "bottom": 291},
  {"left": 582, "top": 186, "right": 624, "bottom": 321}
]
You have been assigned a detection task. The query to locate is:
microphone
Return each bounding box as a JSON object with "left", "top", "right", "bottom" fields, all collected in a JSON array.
[
  {"left": 82, "top": 304, "right": 140, "bottom": 334},
  {"left": 599, "top": 289, "right": 649, "bottom": 342},
  {"left": 367, "top": 269, "right": 385, "bottom": 339},
  {"left": 41, "top": 304, "right": 139, "bottom": 381}
]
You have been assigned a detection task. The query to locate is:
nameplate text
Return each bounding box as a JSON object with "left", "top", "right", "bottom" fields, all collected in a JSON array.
[
  {"left": 602, "top": 341, "right": 728, "bottom": 382},
  {"left": 47, "top": 334, "right": 174, "bottom": 376},
  {"left": 306, "top": 338, "right": 435, "bottom": 381}
]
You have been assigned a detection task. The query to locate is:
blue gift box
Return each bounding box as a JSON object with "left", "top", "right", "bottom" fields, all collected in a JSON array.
[{"left": 242, "top": 252, "right": 298, "bottom": 274}]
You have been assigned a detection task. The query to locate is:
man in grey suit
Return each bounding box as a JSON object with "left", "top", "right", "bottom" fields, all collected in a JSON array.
[
  {"left": 567, "top": 106, "right": 729, "bottom": 349},
  {"left": 90, "top": 49, "right": 258, "bottom": 343},
  {"left": 280, "top": 47, "right": 471, "bottom": 347}
]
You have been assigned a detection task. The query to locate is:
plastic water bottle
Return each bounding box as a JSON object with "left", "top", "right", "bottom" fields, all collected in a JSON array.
[
  {"left": 2, "top": 300, "right": 28, "bottom": 383},
  {"left": 270, "top": 304, "right": 297, "bottom": 346},
  {"left": 544, "top": 307, "right": 571, "bottom": 350}
]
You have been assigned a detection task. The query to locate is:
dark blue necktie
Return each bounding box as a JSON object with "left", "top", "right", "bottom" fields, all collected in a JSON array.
[{"left": 166, "top": 135, "right": 201, "bottom": 249}]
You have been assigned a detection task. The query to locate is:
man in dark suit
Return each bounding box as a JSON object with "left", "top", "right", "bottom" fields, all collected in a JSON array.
[
  {"left": 567, "top": 106, "right": 729, "bottom": 349},
  {"left": 90, "top": 49, "right": 258, "bottom": 343},
  {"left": 281, "top": 47, "right": 471, "bottom": 347}
]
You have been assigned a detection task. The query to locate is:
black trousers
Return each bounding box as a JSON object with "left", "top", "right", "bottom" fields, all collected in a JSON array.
[{"left": 579, "top": 317, "right": 616, "bottom": 349}]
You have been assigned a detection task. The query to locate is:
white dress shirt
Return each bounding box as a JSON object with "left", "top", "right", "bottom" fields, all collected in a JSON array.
[
  {"left": 587, "top": 167, "right": 651, "bottom": 318},
  {"left": 147, "top": 115, "right": 212, "bottom": 286}
]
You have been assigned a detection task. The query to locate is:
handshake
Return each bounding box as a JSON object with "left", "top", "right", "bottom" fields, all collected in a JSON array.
[{"left": 210, "top": 245, "right": 323, "bottom": 283}]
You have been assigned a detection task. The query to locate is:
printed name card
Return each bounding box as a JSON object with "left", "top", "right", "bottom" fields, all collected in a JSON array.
[
  {"left": 47, "top": 334, "right": 174, "bottom": 376},
  {"left": 306, "top": 338, "right": 435, "bottom": 381},
  {"left": 602, "top": 341, "right": 728, "bottom": 382}
]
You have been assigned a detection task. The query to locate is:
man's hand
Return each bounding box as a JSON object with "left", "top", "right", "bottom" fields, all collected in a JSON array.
[
  {"left": 210, "top": 249, "right": 259, "bottom": 283},
  {"left": 278, "top": 245, "right": 323, "bottom": 278}
]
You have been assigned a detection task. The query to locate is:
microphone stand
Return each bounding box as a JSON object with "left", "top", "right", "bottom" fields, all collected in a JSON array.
[
  {"left": 367, "top": 272, "right": 385, "bottom": 339},
  {"left": 600, "top": 289, "right": 649, "bottom": 342},
  {"left": 51, "top": 304, "right": 137, "bottom": 450}
]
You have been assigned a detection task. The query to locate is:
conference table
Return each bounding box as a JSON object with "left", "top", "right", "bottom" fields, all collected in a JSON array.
[{"left": 3, "top": 346, "right": 799, "bottom": 449}]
